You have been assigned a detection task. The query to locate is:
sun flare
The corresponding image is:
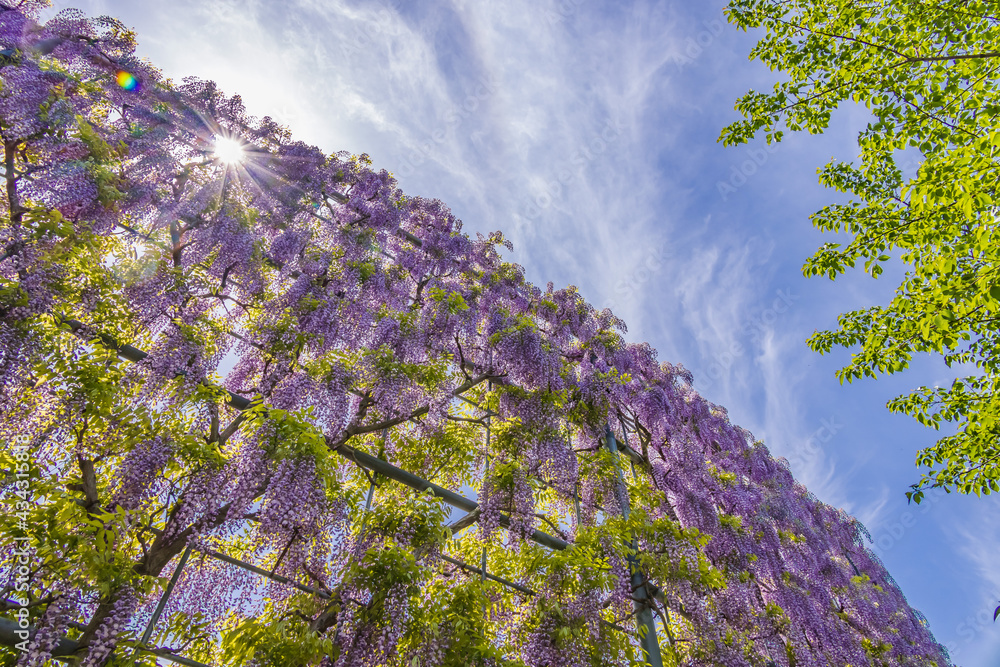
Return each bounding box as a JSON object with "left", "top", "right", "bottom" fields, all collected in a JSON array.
[{"left": 213, "top": 136, "right": 245, "bottom": 165}]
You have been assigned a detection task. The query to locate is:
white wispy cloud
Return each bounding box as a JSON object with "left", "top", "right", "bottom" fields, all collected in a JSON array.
[
  {"left": 45, "top": 0, "right": 688, "bottom": 329},
  {"left": 947, "top": 499, "right": 1000, "bottom": 666},
  {"left": 854, "top": 484, "right": 891, "bottom": 533}
]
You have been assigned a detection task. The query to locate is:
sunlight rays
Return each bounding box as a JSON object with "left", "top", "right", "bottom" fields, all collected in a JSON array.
[{"left": 213, "top": 136, "right": 246, "bottom": 165}]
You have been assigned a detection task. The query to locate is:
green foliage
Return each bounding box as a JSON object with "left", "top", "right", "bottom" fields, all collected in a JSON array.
[
  {"left": 626, "top": 509, "right": 727, "bottom": 592},
  {"left": 221, "top": 606, "right": 333, "bottom": 667},
  {"left": 861, "top": 637, "right": 894, "bottom": 664},
  {"left": 361, "top": 489, "right": 452, "bottom": 553},
  {"left": 777, "top": 529, "right": 806, "bottom": 545},
  {"left": 426, "top": 286, "right": 471, "bottom": 314},
  {"left": 722, "top": 0, "right": 1000, "bottom": 499},
  {"left": 398, "top": 579, "right": 510, "bottom": 666},
  {"left": 75, "top": 115, "right": 128, "bottom": 206},
  {"left": 390, "top": 419, "right": 479, "bottom": 488},
  {"left": 718, "top": 513, "right": 744, "bottom": 532},
  {"left": 145, "top": 611, "right": 216, "bottom": 665}
]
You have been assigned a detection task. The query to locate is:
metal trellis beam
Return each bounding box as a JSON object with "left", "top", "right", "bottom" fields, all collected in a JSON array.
[
  {"left": 606, "top": 427, "right": 664, "bottom": 667},
  {"left": 0, "top": 618, "right": 212, "bottom": 667},
  {"left": 54, "top": 319, "right": 670, "bottom": 662},
  {"left": 437, "top": 554, "right": 634, "bottom": 636},
  {"left": 134, "top": 543, "right": 192, "bottom": 658},
  {"left": 60, "top": 319, "right": 569, "bottom": 553}
]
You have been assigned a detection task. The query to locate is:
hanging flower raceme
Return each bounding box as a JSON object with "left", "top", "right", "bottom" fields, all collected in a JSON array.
[
  {"left": 257, "top": 457, "right": 333, "bottom": 577},
  {"left": 77, "top": 587, "right": 138, "bottom": 667},
  {"left": 112, "top": 435, "right": 172, "bottom": 511},
  {"left": 16, "top": 592, "right": 75, "bottom": 667}
]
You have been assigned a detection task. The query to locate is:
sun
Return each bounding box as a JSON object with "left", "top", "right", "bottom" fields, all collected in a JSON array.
[{"left": 213, "top": 136, "right": 245, "bottom": 165}]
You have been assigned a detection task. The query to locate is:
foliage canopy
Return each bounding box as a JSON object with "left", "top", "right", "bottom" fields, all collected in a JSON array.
[{"left": 722, "top": 0, "right": 1000, "bottom": 501}]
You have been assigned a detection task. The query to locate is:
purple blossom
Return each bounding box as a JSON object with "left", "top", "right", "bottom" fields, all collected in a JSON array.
[{"left": 0, "top": 4, "right": 955, "bottom": 665}]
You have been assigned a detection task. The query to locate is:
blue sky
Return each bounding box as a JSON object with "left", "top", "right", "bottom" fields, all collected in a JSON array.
[{"left": 42, "top": 0, "right": 1000, "bottom": 664}]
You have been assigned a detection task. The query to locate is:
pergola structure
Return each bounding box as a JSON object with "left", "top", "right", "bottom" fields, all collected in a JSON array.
[
  {"left": 5, "top": 317, "right": 664, "bottom": 666},
  {"left": 0, "top": 4, "right": 952, "bottom": 667}
]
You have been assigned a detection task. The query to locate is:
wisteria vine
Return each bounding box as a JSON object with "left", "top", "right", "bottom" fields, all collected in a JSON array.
[{"left": 0, "top": 3, "right": 950, "bottom": 667}]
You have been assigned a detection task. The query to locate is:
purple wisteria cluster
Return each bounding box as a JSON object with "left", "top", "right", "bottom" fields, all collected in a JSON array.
[{"left": 0, "top": 3, "right": 952, "bottom": 667}]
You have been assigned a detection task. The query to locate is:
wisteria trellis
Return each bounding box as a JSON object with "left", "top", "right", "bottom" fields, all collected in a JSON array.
[{"left": 0, "top": 3, "right": 952, "bottom": 666}]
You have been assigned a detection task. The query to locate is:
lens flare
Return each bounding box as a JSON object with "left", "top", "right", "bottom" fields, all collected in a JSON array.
[
  {"left": 213, "top": 137, "right": 245, "bottom": 165},
  {"left": 116, "top": 71, "right": 140, "bottom": 91}
]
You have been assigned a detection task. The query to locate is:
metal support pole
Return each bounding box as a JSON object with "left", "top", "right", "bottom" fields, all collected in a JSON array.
[
  {"left": 605, "top": 427, "right": 663, "bottom": 667},
  {"left": 357, "top": 481, "right": 376, "bottom": 534},
  {"left": 340, "top": 440, "right": 571, "bottom": 550},
  {"left": 570, "top": 426, "right": 583, "bottom": 527},
  {"left": 440, "top": 553, "right": 535, "bottom": 596},
  {"left": 573, "top": 481, "right": 582, "bottom": 528},
  {"left": 481, "top": 383, "right": 491, "bottom": 581},
  {"left": 56, "top": 322, "right": 655, "bottom": 662},
  {"left": 200, "top": 544, "right": 331, "bottom": 599},
  {"left": 355, "top": 428, "right": 384, "bottom": 541},
  {"left": 618, "top": 416, "right": 639, "bottom": 480},
  {"left": 58, "top": 323, "right": 568, "bottom": 546},
  {"left": 615, "top": 420, "right": 676, "bottom": 647},
  {"left": 139, "top": 544, "right": 191, "bottom": 647}
]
